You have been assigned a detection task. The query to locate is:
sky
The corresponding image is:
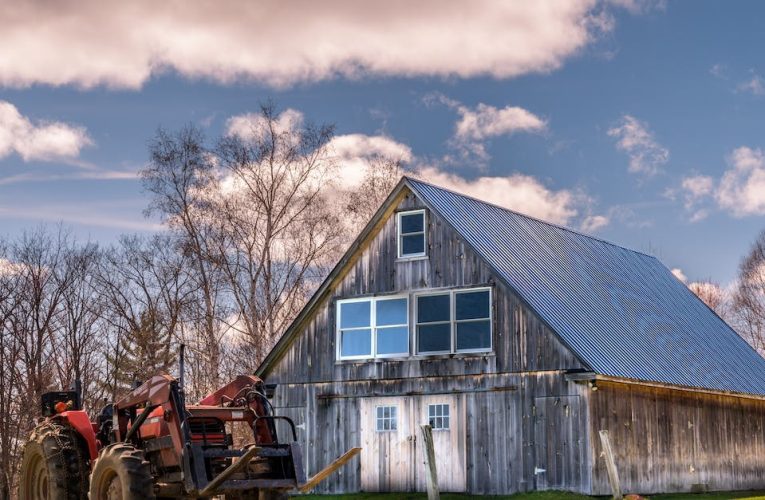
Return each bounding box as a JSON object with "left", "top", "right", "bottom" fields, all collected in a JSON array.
[{"left": 1, "top": 0, "right": 764, "bottom": 286}]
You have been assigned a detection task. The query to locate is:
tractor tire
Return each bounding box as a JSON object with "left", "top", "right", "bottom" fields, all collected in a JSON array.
[
  {"left": 89, "top": 443, "right": 156, "bottom": 500},
  {"left": 18, "top": 421, "right": 90, "bottom": 500}
]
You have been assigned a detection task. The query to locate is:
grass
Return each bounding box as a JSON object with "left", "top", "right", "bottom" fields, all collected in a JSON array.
[{"left": 298, "top": 491, "right": 765, "bottom": 500}]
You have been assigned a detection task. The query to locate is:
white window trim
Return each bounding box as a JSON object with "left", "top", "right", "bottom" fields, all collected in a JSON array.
[
  {"left": 414, "top": 287, "right": 493, "bottom": 355},
  {"left": 336, "top": 295, "right": 410, "bottom": 361},
  {"left": 397, "top": 209, "right": 427, "bottom": 259}
]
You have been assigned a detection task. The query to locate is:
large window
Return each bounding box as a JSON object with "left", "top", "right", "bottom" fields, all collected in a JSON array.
[
  {"left": 397, "top": 209, "right": 426, "bottom": 258},
  {"left": 337, "top": 296, "right": 409, "bottom": 360},
  {"left": 416, "top": 288, "right": 491, "bottom": 354}
]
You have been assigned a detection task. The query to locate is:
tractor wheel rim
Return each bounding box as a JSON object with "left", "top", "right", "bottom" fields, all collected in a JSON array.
[
  {"left": 24, "top": 455, "right": 48, "bottom": 499},
  {"left": 94, "top": 470, "right": 122, "bottom": 500}
]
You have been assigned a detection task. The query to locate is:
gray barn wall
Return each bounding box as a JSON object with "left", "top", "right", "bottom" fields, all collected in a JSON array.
[
  {"left": 590, "top": 381, "right": 765, "bottom": 495},
  {"left": 263, "top": 188, "right": 591, "bottom": 494}
]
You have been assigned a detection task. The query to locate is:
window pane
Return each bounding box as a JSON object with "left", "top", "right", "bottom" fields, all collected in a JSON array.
[
  {"left": 455, "top": 290, "right": 490, "bottom": 320},
  {"left": 340, "top": 301, "right": 370, "bottom": 329},
  {"left": 341, "top": 329, "right": 372, "bottom": 357},
  {"left": 401, "top": 234, "right": 425, "bottom": 255},
  {"left": 417, "top": 323, "right": 451, "bottom": 353},
  {"left": 417, "top": 295, "right": 450, "bottom": 323},
  {"left": 456, "top": 320, "right": 491, "bottom": 351},
  {"left": 376, "top": 298, "right": 407, "bottom": 326},
  {"left": 400, "top": 212, "right": 424, "bottom": 234},
  {"left": 377, "top": 326, "right": 409, "bottom": 355}
]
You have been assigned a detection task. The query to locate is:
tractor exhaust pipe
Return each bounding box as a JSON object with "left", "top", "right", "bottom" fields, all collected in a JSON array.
[{"left": 179, "top": 343, "right": 185, "bottom": 391}]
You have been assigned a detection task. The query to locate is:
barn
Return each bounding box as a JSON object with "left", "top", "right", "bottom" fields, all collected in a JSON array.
[{"left": 256, "top": 176, "right": 765, "bottom": 496}]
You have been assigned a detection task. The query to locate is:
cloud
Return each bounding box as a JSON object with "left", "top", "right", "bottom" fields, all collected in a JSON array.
[
  {"left": 0, "top": 101, "right": 92, "bottom": 162},
  {"left": 675, "top": 147, "right": 765, "bottom": 219},
  {"left": 0, "top": 169, "right": 138, "bottom": 186},
  {"left": 605, "top": 0, "right": 666, "bottom": 14},
  {"left": 426, "top": 93, "right": 546, "bottom": 162},
  {"left": 716, "top": 146, "right": 765, "bottom": 216},
  {"left": 607, "top": 115, "right": 669, "bottom": 175},
  {"left": 329, "top": 133, "right": 414, "bottom": 189},
  {"left": 737, "top": 75, "right": 765, "bottom": 96},
  {"left": 580, "top": 214, "right": 610, "bottom": 232},
  {"left": 415, "top": 166, "right": 588, "bottom": 225},
  {"left": 0, "top": 204, "right": 161, "bottom": 231},
  {"left": 226, "top": 108, "right": 305, "bottom": 142},
  {"left": 0, "top": 1, "right": 617, "bottom": 89},
  {"left": 671, "top": 268, "right": 687, "bottom": 283}
]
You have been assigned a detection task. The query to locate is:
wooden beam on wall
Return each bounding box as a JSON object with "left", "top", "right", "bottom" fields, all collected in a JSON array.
[
  {"left": 420, "top": 424, "right": 440, "bottom": 500},
  {"left": 599, "top": 430, "right": 622, "bottom": 500}
]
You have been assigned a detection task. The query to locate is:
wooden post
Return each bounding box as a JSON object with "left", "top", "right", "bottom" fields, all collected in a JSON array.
[
  {"left": 599, "top": 430, "right": 622, "bottom": 500},
  {"left": 420, "top": 424, "right": 440, "bottom": 500}
]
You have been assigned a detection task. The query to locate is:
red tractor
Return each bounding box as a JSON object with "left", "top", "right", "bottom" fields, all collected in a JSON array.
[{"left": 19, "top": 373, "right": 359, "bottom": 499}]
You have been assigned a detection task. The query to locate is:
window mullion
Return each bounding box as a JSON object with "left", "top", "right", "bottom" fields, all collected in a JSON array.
[{"left": 371, "top": 299, "right": 377, "bottom": 358}]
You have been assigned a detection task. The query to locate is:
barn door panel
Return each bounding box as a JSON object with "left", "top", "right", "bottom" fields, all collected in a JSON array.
[
  {"left": 414, "top": 394, "right": 467, "bottom": 493},
  {"left": 359, "top": 396, "right": 417, "bottom": 492},
  {"left": 534, "top": 395, "right": 585, "bottom": 491}
]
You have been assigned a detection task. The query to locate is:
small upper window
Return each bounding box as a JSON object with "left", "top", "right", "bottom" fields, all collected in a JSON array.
[
  {"left": 428, "top": 404, "right": 450, "bottom": 430},
  {"left": 376, "top": 405, "right": 398, "bottom": 431},
  {"left": 397, "top": 210, "right": 426, "bottom": 258}
]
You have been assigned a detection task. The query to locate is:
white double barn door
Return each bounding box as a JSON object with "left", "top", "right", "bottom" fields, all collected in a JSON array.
[{"left": 359, "top": 394, "right": 466, "bottom": 493}]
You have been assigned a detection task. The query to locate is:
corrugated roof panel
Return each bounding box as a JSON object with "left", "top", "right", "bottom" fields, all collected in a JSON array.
[{"left": 408, "top": 177, "right": 765, "bottom": 396}]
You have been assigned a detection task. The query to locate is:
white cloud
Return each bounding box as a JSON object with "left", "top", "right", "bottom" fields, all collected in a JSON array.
[
  {"left": 608, "top": 115, "right": 669, "bottom": 175},
  {"left": 580, "top": 214, "right": 610, "bottom": 233},
  {"left": 671, "top": 268, "right": 687, "bottom": 283},
  {"left": 453, "top": 103, "right": 547, "bottom": 142},
  {"left": 415, "top": 166, "right": 586, "bottom": 225},
  {"left": 737, "top": 75, "right": 765, "bottom": 96},
  {"left": 716, "top": 146, "right": 765, "bottom": 216},
  {"left": 329, "top": 133, "right": 413, "bottom": 190},
  {"left": 675, "top": 147, "right": 765, "bottom": 219},
  {"left": 605, "top": 0, "right": 666, "bottom": 14},
  {"left": 0, "top": 1, "right": 615, "bottom": 89},
  {"left": 426, "top": 94, "right": 546, "bottom": 162},
  {"left": 226, "top": 108, "right": 305, "bottom": 142},
  {"left": 0, "top": 101, "right": 92, "bottom": 162}
]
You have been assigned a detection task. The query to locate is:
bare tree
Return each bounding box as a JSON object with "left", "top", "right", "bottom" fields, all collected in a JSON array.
[
  {"left": 142, "top": 127, "right": 227, "bottom": 391},
  {"left": 97, "top": 234, "right": 191, "bottom": 396},
  {"left": 689, "top": 281, "right": 730, "bottom": 321},
  {"left": 215, "top": 103, "right": 342, "bottom": 368},
  {"left": 733, "top": 231, "right": 765, "bottom": 353},
  {"left": 343, "top": 156, "right": 406, "bottom": 236}
]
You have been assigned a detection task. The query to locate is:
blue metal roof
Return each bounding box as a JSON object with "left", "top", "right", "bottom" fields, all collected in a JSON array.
[{"left": 408, "top": 177, "right": 765, "bottom": 396}]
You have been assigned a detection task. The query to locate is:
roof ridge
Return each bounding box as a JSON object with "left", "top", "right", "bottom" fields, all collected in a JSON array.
[{"left": 404, "top": 175, "right": 657, "bottom": 260}]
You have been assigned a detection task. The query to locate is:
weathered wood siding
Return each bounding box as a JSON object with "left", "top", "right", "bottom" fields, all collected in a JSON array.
[
  {"left": 264, "top": 187, "right": 591, "bottom": 494},
  {"left": 590, "top": 381, "right": 765, "bottom": 495},
  {"left": 273, "top": 371, "right": 590, "bottom": 494}
]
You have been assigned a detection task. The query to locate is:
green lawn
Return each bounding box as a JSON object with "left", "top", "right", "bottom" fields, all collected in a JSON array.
[{"left": 298, "top": 491, "right": 765, "bottom": 500}]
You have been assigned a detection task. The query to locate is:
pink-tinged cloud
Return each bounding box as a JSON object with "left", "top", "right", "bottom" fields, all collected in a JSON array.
[
  {"left": 0, "top": 101, "right": 92, "bottom": 162},
  {"left": 0, "top": 1, "right": 612, "bottom": 89}
]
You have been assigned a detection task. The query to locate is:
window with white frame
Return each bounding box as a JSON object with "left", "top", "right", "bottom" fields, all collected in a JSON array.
[
  {"left": 397, "top": 210, "right": 426, "bottom": 258},
  {"left": 416, "top": 288, "right": 491, "bottom": 354},
  {"left": 376, "top": 405, "right": 398, "bottom": 431},
  {"left": 337, "top": 296, "right": 409, "bottom": 360},
  {"left": 428, "top": 403, "right": 450, "bottom": 430}
]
